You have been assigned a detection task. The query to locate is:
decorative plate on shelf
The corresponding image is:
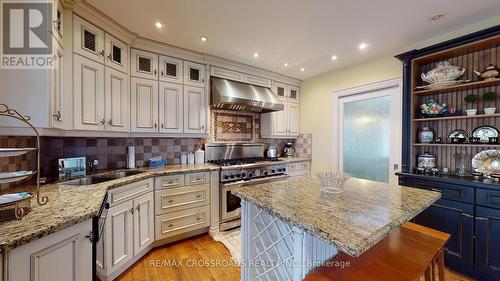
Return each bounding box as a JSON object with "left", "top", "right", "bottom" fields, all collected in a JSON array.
[
  {"left": 472, "top": 150, "right": 500, "bottom": 175},
  {"left": 0, "top": 148, "right": 36, "bottom": 158},
  {"left": 415, "top": 80, "right": 471, "bottom": 90},
  {"left": 447, "top": 129, "right": 468, "bottom": 141},
  {"left": 471, "top": 126, "right": 499, "bottom": 143},
  {"left": 0, "top": 171, "right": 35, "bottom": 184}
]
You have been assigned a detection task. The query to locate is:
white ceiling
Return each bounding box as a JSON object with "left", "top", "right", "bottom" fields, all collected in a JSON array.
[{"left": 87, "top": 0, "right": 500, "bottom": 80}]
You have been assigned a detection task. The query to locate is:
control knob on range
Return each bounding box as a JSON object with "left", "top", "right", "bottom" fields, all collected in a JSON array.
[
  {"left": 230, "top": 174, "right": 235, "bottom": 179},
  {"left": 223, "top": 175, "right": 229, "bottom": 180}
]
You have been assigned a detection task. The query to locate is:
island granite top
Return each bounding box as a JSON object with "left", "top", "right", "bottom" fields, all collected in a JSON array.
[
  {"left": 232, "top": 176, "right": 440, "bottom": 257},
  {"left": 0, "top": 163, "right": 219, "bottom": 252}
]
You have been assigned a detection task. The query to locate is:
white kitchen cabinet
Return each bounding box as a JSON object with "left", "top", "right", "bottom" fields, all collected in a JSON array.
[
  {"left": 159, "top": 82, "right": 184, "bottom": 133},
  {"left": 288, "top": 102, "right": 300, "bottom": 135},
  {"left": 50, "top": 42, "right": 64, "bottom": 129},
  {"left": 51, "top": 0, "right": 64, "bottom": 45},
  {"left": 155, "top": 205, "right": 211, "bottom": 240},
  {"left": 130, "top": 48, "right": 158, "bottom": 80},
  {"left": 105, "top": 67, "right": 129, "bottom": 132},
  {"left": 73, "top": 54, "right": 105, "bottom": 131},
  {"left": 245, "top": 74, "right": 273, "bottom": 88},
  {"left": 6, "top": 220, "right": 92, "bottom": 281},
  {"left": 159, "top": 55, "right": 183, "bottom": 84},
  {"left": 130, "top": 77, "right": 159, "bottom": 132},
  {"left": 104, "top": 34, "right": 128, "bottom": 74},
  {"left": 261, "top": 82, "right": 300, "bottom": 138},
  {"left": 183, "top": 86, "right": 207, "bottom": 134},
  {"left": 210, "top": 66, "right": 245, "bottom": 82},
  {"left": 104, "top": 200, "right": 134, "bottom": 275},
  {"left": 133, "top": 192, "right": 154, "bottom": 255},
  {"left": 183, "top": 61, "right": 205, "bottom": 87},
  {"left": 73, "top": 15, "right": 105, "bottom": 63}
]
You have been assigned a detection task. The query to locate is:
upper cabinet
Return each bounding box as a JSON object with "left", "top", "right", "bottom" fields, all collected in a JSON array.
[
  {"left": 51, "top": 0, "right": 64, "bottom": 44},
  {"left": 184, "top": 61, "right": 205, "bottom": 87},
  {"left": 130, "top": 77, "right": 159, "bottom": 133},
  {"left": 159, "top": 82, "right": 184, "bottom": 133},
  {"left": 131, "top": 49, "right": 159, "bottom": 80},
  {"left": 73, "top": 16, "right": 105, "bottom": 63},
  {"left": 105, "top": 34, "right": 129, "bottom": 73},
  {"left": 261, "top": 82, "right": 300, "bottom": 138},
  {"left": 183, "top": 86, "right": 207, "bottom": 134},
  {"left": 159, "top": 55, "right": 183, "bottom": 84},
  {"left": 210, "top": 66, "right": 272, "bottom": 88}
]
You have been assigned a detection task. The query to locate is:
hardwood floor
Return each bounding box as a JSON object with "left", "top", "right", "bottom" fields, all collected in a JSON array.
[{"left": 116, "top": 234, "right": 474, "bottom": 281}]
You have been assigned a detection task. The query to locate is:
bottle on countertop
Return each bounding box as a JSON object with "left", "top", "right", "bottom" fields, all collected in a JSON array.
[
  {"left": 187, "top": 152, "right": 195, "bottom": 164},
  {"left": 181, "top": 153, "right": 187, "bottom": 165},
  {"left": 195, "top": 149, "right": 205, "bottom": 164}
]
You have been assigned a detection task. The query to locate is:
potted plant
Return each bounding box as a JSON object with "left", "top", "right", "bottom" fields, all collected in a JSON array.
[
  {"left": 483, "top": 91, "right": 497, "bottom": 115},
  {"left": 464, "top": 94, "right": 478, "bottom": 116}
]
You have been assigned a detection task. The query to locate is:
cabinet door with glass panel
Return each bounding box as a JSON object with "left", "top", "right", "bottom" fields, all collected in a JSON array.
[
  {"left": 105, "top": 34, "right": 128, "bottom": 74},
  {"left": 130, "top": 48, "right": 159, "bottom": 80},
  {"left": 183, "top": 61, "right": 205, "bottom": 87},
  {"left": 159, "top": 55, "right": 183, "bottom": 84},
  {"left": 73, "top": 15, "right": 105, "bottom": 63}
]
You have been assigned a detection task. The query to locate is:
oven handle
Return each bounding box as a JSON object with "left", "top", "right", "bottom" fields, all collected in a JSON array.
[{"left": 222, "top": 174, "right": 289, "bottom": 187}]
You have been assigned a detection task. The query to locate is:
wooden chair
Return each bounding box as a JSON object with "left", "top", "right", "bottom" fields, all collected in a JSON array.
[{"left": 304, "top": 222, "right": 450, "bottom": 281}]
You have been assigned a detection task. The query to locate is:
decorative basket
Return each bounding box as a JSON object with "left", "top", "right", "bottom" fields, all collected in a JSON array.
[
  {"left": 316, "top": 172, "right": 350, "bottom": 194},
  {"left": 0, "top": 193, "right": 33, "bottom": 222}
]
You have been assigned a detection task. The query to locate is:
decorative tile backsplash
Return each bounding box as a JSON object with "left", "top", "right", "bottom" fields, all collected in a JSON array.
[
  {"left": 213, "top": 111, "right": 254, "bottom": 142},
  {"left": 294, "top": 133, "right": 313, "bottom": 157}
]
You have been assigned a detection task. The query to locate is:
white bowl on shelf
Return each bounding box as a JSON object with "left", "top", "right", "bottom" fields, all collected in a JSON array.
[
  {"left": 316, "top": 172, "right": 350, "bottom": 194},
  {"left": 0, "top": 148, "right": 36, "bottom": 158},
  {"left": 0, "top": 171, "right": 35, "bottom": 184}
]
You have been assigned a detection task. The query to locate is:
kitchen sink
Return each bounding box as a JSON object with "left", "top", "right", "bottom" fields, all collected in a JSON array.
[{"left": 60, "top": 170, "right": 146, "bottom": 186}]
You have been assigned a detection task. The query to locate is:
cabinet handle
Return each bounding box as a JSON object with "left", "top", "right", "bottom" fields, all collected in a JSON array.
[
  {"left": 154, "top": 123, "right": 158, "bottom": 128},
  {"left": 154, "top": 69, "right": 157, "bottom": 75},
  {"left": 161, "top": 70, "right": 164, "bottom": 76},
  {"left": 168, "top": 224, "right": 174, "bottom": 227},
  {"left": 108, "top": 119, "right": 112, "bottom": 126},
  {"left": 107, "top": 53, "right": 112, "bottom": 60},
  {"left": 462, "top": 213, "right": 473, "bottom": 218},
  {"left": 201, "top": 125, "right": 205, "bottom": 130},
  {"left": 476, "top": 217, "right": 488, "bottom": 221},
  {"left": 161, "top": 123, "right": 164, "bottom": 129},
  {"left": 99, "top": 50, "right": 105, "bottom": 57},
  {"left": 196, "top": 217, "right": 202, "bottom": 221},
  {"left": 129, "top": 207, "right": 134, "bottom": 214},
  {"left": 167, "top": 199, "right": 174, "bottom": 203},
  {"left": 196, "top": 194, "right": 202, "bottom": 198},
  {"left": 136, "top": 205, "right": 140, "bottom": 212},
  {"left": 53, "top": 110, "right": 61, "bottom": 121},
  {"left": 430, "top": 188, "right": 441, "bottom": 193},
  {"left": 100, "top": 118, "right": 105, "bottom": 125}
]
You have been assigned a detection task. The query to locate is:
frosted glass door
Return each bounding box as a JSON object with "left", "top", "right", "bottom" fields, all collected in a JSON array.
[{"left": 342, "top": 96, "right": 391, "bottom": 183}]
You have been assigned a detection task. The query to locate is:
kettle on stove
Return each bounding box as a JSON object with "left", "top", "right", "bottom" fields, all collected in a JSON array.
[{"left": 283, "top": 142, "right": 293, "bottom": 157}]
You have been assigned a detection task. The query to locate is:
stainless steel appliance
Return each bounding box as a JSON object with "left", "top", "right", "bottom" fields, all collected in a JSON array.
[
  {"left": 205, "top": 143, "right": 288, "bottom": 231},
  {"left": 210, "top": 77, "right": 284, "bottom": 113},
  {"left": 284, "top": 142, "right": 293, "bottom": 157}
]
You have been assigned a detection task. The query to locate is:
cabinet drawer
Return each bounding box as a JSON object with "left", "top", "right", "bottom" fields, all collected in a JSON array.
[
  {"left": 155, "top": 174, "right": 185, "bottom": 189},
  {"left": 405, "top": 178, "right": 473, "bottom": 204},
  {"left": 477, "top": 188, "right": 500, "bottom": 210},
  {"left": 155, "top": 184, "right": 210, "bottom": 214},
  {"left": 155, "top": 205, "right": 210, "bottom": 240},
  {"left": 287, "top": 162, "right": 310, "bottom": 173},
  {"left": 108, "top": 179, "right": 153, "bottom": 206},
  {"left": 185, "top": 172, "right": 209, "bottom": 185}
]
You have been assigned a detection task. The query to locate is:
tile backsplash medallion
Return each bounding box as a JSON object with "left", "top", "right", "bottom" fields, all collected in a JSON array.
[{"left": 0, "top": 110, "right": 312, "bottom": 189}]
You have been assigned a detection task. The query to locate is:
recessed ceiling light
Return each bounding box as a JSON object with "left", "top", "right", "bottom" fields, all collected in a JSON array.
[
  {"left": 155, "top": 21, "right": 163, "bottom": 29},
  {"left": 430, "top": 14, "right": 444, "bottom": 21},
  {"left": 331, "top": 55, "right": 338, "bottom": 61},
  {"left": 200, "top": 36, "right": 207, "bottom": 42},
  {"left": 284, "top": 62, "right": 289, "bottom": 67},
  {"left": 253, "top": 52, "right": 259, "bottom": 58},
  {"left": 300, "top": 68, "right": 305, "bottom": 72},
  {"left": 358, "top": 42, "right": 369, "bottom": 50}
]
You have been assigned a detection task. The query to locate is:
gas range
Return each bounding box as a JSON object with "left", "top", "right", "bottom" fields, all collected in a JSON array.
[
  {"left": 205, "top": 143, "right": 289, "bottom": 231},
  {"left": 209, "top": 158, "right": 287, "bottom": 182}
]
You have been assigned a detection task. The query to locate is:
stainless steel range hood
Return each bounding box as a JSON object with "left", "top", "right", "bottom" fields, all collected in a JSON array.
[{"left": 210, "top": 77, "right": 284, "bottom": 113}]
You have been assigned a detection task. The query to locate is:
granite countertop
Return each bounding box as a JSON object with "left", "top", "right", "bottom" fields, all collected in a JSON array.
[
  {"left": 0, "top": 163, "right": 219, "bottom": 253},
  {"left": 232, "top": 176, "right": 440, "bottom": 257},
  {"left": 278, "top": 156, "right": 312, "bottom": 163}
]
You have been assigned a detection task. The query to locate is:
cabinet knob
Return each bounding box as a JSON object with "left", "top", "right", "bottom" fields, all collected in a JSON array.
[
  {"left": 100, "top": 50, "right": 105, "bottom": 57},
  {"left": 100, "top": 118, "right": 105, "bottom": 125},
  {"left": 154, "top": 69, "right": 157, "bottom": 75},
  {"left": 129, "top": 207, "right": 134, "bottom": 214},
  {"left": 161, "top": 123, "right": 164, "bottom": 129},
  {"left": 154, "top": 123, "right": 158, "bottom": 128},
  {"left": 161, "top": 70, "right": 164, "bottom": 76},
  {"left": 196, "top": 217, "right": 202, "bottom": 221},
  {"left": 167, "top": 199, "right": 174, "bottom": 203},
  {"left": 168, "top": 224, "right": 174, "bottom": 227},
  {"left": 196, "top": 194, "right": 202, "bottom": 198},
  {"left": 108, "top": 119, "right": 112, "bottom": 126},
  {"left": 107, "top": 53, "right": 112, "bottom": 60},
  {"left": 136, "top": 205, "right": 140, "bottom": 212}
]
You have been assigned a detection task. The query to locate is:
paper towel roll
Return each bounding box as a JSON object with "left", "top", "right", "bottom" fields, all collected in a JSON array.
[
  {"left": 195, "top": 149, "right": 205, "bottom": 164},
  {"left": 127, "top": 146, "right": 135, "bottom": 169}
]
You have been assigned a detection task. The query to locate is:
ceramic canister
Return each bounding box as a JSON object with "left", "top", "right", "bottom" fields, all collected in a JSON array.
[
  {"left": 417, "top": 153, "right": 436, "bottom": 170},
  {"left": 418, "top": 127, "right": 434, "bottom": 143}
]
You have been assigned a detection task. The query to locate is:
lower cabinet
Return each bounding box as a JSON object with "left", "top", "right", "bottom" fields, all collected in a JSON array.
[
  {"left": 99, "top": 179, "right": 154, "bottom": 280},
  {"left": 155, "top": 205, "right": 211, "bottom": 240},
  {"left": 5, "top": 219, "right": 92, "bottom": 281},
  {"left": 475, "top": 206, "right": 500, "bottom": 278},
  {"left": 413, "top": 198, "right": 474, "bottom": 268},
  {"left": 286, "top": 161, "right": 311, "bottom": 178}
]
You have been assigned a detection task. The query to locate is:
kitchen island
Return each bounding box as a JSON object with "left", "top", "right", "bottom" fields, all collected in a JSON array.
[{"left": 232, "top": 176, "right": 441, "bottom": 281}]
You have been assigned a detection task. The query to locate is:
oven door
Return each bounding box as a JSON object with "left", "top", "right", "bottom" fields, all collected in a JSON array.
[{"left": 220, "top": 174, "right": 289, "bottom": 223}]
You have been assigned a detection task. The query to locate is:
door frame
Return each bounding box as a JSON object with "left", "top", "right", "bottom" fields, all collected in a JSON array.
[{"left": 331, "top": 77, "right": 402, "bottom": 184}]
